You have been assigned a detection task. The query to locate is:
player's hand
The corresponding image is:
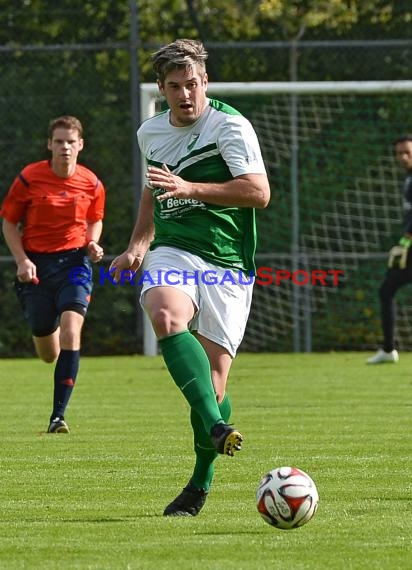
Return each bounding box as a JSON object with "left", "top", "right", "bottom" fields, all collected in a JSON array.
[
  {"left": 388, "top": 236, "right": 412, "bottom": 269},
  {"left": 109, "top": 252, "right": 143, "bottom": 282},
  {"left": 388, "top": 245, "right": 409, "bottom": 269},
  {"left": 16, "top": 258, "right": 38, "bottom": 283},
  {"left": 146, "top": 164, "right": 191, "bottom": 201},
  {"left": 87, "top": 240, "right": 104, "bottom": 263}
]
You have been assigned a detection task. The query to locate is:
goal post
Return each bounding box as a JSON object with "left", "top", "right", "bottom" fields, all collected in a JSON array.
[
  {"left": 141, "top": 80, "right": 412, "bottom": 117},
  {"left": 140, "top": 81, "right": 412, "bottom": 356}
]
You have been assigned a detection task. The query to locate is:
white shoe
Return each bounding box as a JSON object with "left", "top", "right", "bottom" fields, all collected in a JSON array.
[{"left": 366, "top": 349, "right": 399, "bottom": 364}]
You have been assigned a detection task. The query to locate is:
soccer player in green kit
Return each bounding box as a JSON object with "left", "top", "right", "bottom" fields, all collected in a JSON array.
[{"left": 110, "top": 39, "right": 270, "bottom": 516}]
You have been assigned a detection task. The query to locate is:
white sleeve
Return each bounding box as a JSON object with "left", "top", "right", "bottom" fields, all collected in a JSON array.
[{"left": 217, "top": 115, "right": 267, "bottom": 178}]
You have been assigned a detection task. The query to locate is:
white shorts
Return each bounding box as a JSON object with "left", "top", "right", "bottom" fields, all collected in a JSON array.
[{"left": 140, "top": 246, "right": 254, "bottom": 356}]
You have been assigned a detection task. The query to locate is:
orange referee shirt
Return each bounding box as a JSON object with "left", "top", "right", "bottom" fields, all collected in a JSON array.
[{"left": 0, "top": 160, "right": 105, "bottom": 253}]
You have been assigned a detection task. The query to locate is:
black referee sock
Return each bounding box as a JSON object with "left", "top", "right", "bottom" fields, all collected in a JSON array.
[{"left": 51, "top": 349, "right": 80, "bottom": 420}]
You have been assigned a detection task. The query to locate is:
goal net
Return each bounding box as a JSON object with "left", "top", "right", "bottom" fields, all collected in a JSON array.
[{"left": 140, "top": 81, "right": 412, "bottom": 355}]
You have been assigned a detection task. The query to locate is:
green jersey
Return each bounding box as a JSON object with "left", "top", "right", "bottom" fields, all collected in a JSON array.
[{"left": 137, "top": 98, "right": 267, "bottom": 273}]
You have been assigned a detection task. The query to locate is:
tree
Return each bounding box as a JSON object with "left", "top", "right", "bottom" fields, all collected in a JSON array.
[{"left": 258, "top": 0, "right": 396, "bottom": 39}]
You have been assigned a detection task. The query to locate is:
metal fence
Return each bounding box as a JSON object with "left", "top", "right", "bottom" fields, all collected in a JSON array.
[{"left": 1, "top": 34, "right": 412, "bottom": 355}]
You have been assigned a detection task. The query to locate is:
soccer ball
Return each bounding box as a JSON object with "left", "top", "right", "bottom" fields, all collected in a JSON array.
[{"left": 256, "top": 466, "right": 319, "bottom": 530}]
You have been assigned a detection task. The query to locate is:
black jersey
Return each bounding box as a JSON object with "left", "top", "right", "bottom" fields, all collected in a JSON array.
[{"left": 402, "top": 170, "right": 412, "bottom": 234}]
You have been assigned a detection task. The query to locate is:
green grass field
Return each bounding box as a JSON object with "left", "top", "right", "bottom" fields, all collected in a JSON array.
[{"left": 0, "top": 352, "right": 411, "bottom": 570}]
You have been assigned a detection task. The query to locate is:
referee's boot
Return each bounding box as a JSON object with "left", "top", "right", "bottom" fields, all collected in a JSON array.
[{"left": 48, "top": 416, "right": 70, "bottom": 433}]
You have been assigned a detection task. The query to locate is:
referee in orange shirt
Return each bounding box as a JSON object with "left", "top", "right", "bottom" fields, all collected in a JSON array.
[{"left": 1, "top": 115, "right": 106, "bottom": 433}]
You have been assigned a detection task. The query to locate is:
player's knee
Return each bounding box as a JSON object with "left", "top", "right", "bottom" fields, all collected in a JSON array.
[
  {"left": 151, "top": 307, "right": 182, "bottom": 337},
  {"left": 59, "top": 306, "right": 85, "bottom": 348},
  {"left": 59, "top": 328, "right": 81, "bottom": 349}
]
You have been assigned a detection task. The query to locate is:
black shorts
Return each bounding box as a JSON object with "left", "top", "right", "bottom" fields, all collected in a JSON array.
[{"left": 14, "top": 248, "right": 93, "bottom": 337}]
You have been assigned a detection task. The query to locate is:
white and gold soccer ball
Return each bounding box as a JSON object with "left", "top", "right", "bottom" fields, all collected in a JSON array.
[{"left": 256, "top": 466, "right": 319, "bottom": 530}]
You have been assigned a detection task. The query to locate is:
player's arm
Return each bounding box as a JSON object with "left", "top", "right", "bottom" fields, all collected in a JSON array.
[
  {"left": 191, "top": 172, "right": 270, "bottom": 208},
  {"left": 387, "top": 173, "right": 412, "bottom": 269},
  {"left": 388, "top": 190, "right": 412, "bottom": 268},
  {"left": 85, "top": 177, "right": 105, "bottom": 262},
  {"left": 398, "top": 179, "right": 412, "bottom": 246},
  {"left": 388, "top": 231, "right": 412, "bottom": 270},
  {"left": 85, "top": 220, "right": 104, "bottom": 263},
  {"left": 402, "top": 220, "right": 412, "bottom": 241},
  {"left": 147, "top": 116, "right": 270, "bottom": 208},
  {"left": 86, "top": 219, "right": 103, "bottom": 243},
  {"left": 2, "top": 218, "right": 37, "bottom": 282},
  {"left": 148, "top": 166, "right": 270, "bottom": 209},
  {"left": 109, "top": 186, "right": 155, "bottom": 281}
]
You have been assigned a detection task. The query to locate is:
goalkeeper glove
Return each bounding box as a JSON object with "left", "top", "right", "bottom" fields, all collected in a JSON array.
[{"left": 388, "top": 236, "right": 412, "bottom": 269}]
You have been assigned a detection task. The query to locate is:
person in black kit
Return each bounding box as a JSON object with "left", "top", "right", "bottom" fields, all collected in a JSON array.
[{"left": 367, "top": 135, "right": 412, "bottom": 364}]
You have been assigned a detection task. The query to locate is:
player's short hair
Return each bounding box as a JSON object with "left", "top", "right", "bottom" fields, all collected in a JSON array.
[
  {"left": 394, "top": 134, "right": 412, "bottom": 146},
  {"left": 48, "top": 115, "right": 83, "bottom": 139},
  {"left": 152, "top": 38, "right": 208, "bottom": 84}
]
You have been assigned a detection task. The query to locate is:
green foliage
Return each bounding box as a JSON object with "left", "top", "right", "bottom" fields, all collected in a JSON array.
[
  {"left": 258, "top": 0, "right": 400, "bottom": 38},
  {"left": 0, "top": 353, "right": 411, "bottom": 568},
  {"left": 0, "top": 0, "right": 130, "bottom": 44}
]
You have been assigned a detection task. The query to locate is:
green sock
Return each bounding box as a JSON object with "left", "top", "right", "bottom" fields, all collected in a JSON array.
[
  {"left": 190, "top": 393, "right": 232, "bottom": 491},
  {"left": 159, "top": 331, "right": 223, "bottom": 434}
]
